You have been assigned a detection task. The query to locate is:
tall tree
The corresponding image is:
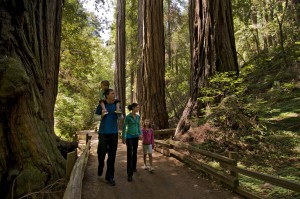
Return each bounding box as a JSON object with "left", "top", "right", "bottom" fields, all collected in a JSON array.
[
  {"left": 175, "top": 0, "right": 239, "bottom": 137},
  {"left": 0, "top": 0, "right": 66, "bottom": 197},
  {"left": 166, "top": 0, "right": 172, "bottom": 68},
  {"left": 126, "top": 0, "right": 139, "bottom": 104},
  {"left": 136, "top": 0, "right": 144, "bottom": 107},
  {"left": 139, "top": 0, "right": 169, "bottom": 129},
  {"left": 114, "top": 0, "right": 126, "bottom": 115}
]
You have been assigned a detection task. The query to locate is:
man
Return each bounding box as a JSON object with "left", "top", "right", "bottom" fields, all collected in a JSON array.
[{"left": 95, "top": 88, "right": 119, "bottom": 186}]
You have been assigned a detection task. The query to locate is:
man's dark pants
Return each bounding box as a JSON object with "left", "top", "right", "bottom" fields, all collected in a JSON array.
[
  {"left": 97, "top": 133, "right": 118, "bottom": 180},
  {"left": 126, "top": 137, "right": 139, "bottom": 177}
]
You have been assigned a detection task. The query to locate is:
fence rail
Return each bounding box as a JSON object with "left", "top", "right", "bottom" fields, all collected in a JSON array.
[
  {"left": 63, "top": 134, "right": 91, "bottom": 199},
  {"left": 154, "top": 129, "right": 300, "bottom": 198}
]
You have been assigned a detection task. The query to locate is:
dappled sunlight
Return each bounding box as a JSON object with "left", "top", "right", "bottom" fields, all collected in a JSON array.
[{"left": 268, "top": 112, "right": 299, "bottom": 121}]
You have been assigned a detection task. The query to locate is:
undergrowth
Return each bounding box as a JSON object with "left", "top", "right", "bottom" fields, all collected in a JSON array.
[{"left": 192, "top": 48, "right": 300, "bottom": 198}]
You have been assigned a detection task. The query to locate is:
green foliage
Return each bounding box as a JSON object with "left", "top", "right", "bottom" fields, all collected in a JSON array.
[
  {"left": 296, "top": 41, "right": 300, "bottom": 60},
  {"left": 164, "top": 0, "right": 190, "bottom": 126},
  {"left": 198, "top": 72, "right": 244, "bottom": 105},
  {"left": 196, "top": 52, "right": 300, "bottom": 198},
  {"left": 55, "top": 0, "right": 114, "bottom": 139},
  {"left": 232, "top": 0, "right": 300, "bottom": 66},
  {"left": 124, "top": 0, "right": 139, "bottom": 106},
  {"left": 55, "top": 94, "right": 91, "bottom": 138},
  {"left": 166, "top": 64, "right": 189, "bottom": 125}
]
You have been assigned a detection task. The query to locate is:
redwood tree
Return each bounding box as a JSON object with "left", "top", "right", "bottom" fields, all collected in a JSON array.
[
  {"left": 175, "top": 0, "right": 239, "bottom": 137},
  {"left": 114, "top": 0, "right": 126, "bottom": 116},
  {"left": 0, "top": 1, "right": 66, "bottom": 197},
  {"left": 139, "top": 0, "right": 169, "bottom": 129},
  {"left": 136, "top": 0, "right": 143, "bottom": 106}
]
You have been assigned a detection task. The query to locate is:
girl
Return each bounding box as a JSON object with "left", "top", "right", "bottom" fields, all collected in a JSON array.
[
  {"left": 122, "top": 103, "right": 141, "bottom": 182},
  {"left": 142, "top": 119, "right": 155, "bottom": 172}
]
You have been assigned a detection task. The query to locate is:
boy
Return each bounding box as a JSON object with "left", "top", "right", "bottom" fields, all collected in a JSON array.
[{"left": 99, "top": 80, "right": 122, "bottom": 117}]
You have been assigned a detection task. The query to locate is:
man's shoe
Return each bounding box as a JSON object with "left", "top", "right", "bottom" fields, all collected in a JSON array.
[
  {"left": 98, "top": 166, "right": 103, "bottom": 176},
  {"left": 106, "top": 178, "right": 116, "bottom": 186},
  {"left": 127, "top": 175, "right": 132, "bottom": 182}
]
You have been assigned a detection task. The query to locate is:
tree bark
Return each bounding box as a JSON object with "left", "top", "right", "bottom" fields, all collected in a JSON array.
[
  {"left": 291, "top": 0, "right": 300, "bottom": 27},
  {"left": 0, "top": 0, "right": 66, "bottom": 197},
  {"left": 140, "top": 0, "right": 169, "bottom": 129},
  {"left": 128, "top": 0, "right": 138, "bottom": 104},
  {"left": 188, "top": 0, "right": 195, "bottom": 95},
  {"left": 175, "top": 0, "right": 239, "bottom": 137},
  {"left": 167, "top": 0, "right": 172, "bottom": 68},
  {"left": 115, "top": 0, "right": 126, "bottom": 116},
  {"left": 136, "top": 0, "right": 144, "bottom": 106}
]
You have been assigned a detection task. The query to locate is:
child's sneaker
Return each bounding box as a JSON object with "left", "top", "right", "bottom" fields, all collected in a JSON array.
[
  {"left": 142, "top": 165, "right": 149, "bottom": 170},
  {"left": 102, "top": 111, "right": 108, "bottom": 117},
  {"left": 115, "top": 110, "right": 122, "bottom": 115},
  {"left": 148, "top": 167, "right": 154, "bottom": 172}
]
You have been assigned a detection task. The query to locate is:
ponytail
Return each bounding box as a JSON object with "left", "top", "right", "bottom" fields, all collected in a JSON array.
[{"left": 128, "top": 103, "right": 138, "bottom": 111}]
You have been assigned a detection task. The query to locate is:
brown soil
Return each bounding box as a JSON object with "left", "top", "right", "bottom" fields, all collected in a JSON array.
[{"left": 81, "top": 132, "right": 244, "bottom": 199}]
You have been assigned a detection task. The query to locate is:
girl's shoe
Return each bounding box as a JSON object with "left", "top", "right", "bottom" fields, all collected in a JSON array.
[
  {"left": 148, "top": 167, "right": 154, "bottom": 172},
  {"left": 142, "top": 165, "right": 149, "bottom": 170}
]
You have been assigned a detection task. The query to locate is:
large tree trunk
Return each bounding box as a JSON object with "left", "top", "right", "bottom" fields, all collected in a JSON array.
[
  {"left": 175, "top": 0, "right": 239, "bottom": 137},
  {"left": 136, "top": 0, "right": 144, "bottom": 106},
  {"left": 188, "top": 0, "right": 195, "bottom": 95},
  {"left": 115, "top": 0, "right": 126, "bottom": 116},
  {"left": 128, "top": 0, "right": 138, "bottom": 104},
  {"left": 140, "top": 0, "right": 169, "bottom": 129},
  {"left": 167, "top": 0, "right": 172, "bottom": 69},
  {"left": 291, "top": 0, "right": 300, "bottom": 27},
  {"left": 0, "top": 0, "right": 66, "bottom": 198}
]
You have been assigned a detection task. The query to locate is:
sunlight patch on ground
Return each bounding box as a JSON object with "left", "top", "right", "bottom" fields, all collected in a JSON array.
[
  {"left": 267, "top": 112, "right": 299, "bottom": 121},
  {"left": 268, "top": 108, "right": 281, "bottom": 114}
]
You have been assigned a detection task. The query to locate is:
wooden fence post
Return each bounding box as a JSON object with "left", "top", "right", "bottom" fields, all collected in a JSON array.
[
  {"left": 229, "top": 152, "right": 239, "bottom": 187},
  {"left": 73, "top": 133, "right": 78, "bottom": 142},
  {"left": 66, "top": 151, "right": 76, "bottom": 180},
  {"left": 85, "top": 133, "right": 92, "bottom": 144},
  {"left": 169, "top": 136, "right": 174, "bottom": 149}
]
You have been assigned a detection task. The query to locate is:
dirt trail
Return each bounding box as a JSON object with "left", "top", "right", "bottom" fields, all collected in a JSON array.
[{"left": 81, "top": 132, "right": 244, "bottom": 199}]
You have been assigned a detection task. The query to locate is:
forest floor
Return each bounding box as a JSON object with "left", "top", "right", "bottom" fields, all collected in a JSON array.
[{"left": 81, "top": 131, "right": 244, "bottom": 199}]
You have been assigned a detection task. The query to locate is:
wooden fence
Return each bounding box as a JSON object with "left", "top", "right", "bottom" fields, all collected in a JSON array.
[
  {"left": 154, "top": 129, "right": 300, "bottom": 199},
  {"left": 63, "top": 134, "right": 91, "bottom": 199}
]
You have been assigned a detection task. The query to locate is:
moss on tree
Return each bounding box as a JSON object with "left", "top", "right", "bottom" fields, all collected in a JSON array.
[{"left": 0, "top": 57, "right": 29, "bottom": 100}]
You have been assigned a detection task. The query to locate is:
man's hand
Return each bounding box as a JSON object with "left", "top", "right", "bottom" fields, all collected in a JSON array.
[{"left": 122, "top": 139, "right": 126, "bottom": 144}]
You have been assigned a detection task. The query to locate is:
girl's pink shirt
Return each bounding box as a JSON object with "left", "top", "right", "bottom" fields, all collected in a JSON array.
[{"left": 141, "top": 128, "right": 154, "bottom": 147}]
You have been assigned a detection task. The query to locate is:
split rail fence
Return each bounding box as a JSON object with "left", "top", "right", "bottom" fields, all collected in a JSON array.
[
  {"left": 63, "top": 133, "right": 91, "bottom": 199},
  {"left": 154, "top": 129, "right": 300, "bottom": 199}
]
